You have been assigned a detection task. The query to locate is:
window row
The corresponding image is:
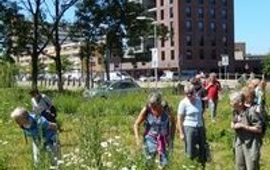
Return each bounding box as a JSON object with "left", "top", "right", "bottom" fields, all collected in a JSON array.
[
  {"left": 185, "top": 7, "right": 227, "bottom": 19},
  {"left": 185, "top": 36, "right": 228, "bottom": 46},
  {"left": 185, "top": 49, "right": 227, "bottom": 60},
  {"left": 160, "top": 7, "right": 174, "bottom": 20},
  {"left": 186, "top": 0, "right": 227, "bottom": 5},
  {"left": 161, "top": 50, "right": 175, "bottom": 61},
  {"left": 185, "top": 21, "right": 228, "bottom": 32},
  {"left": 160, "top": 0, "right": 174, "bottom": 6}
]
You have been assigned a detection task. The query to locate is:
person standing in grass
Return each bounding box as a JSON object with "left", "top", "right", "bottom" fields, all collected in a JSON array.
[
  {"left": 134, "top": 92, "right": 175, "bottom": 169},
  {"left": 10, "top": 107, "right": 61, "bottom": 169},
  {"left": 29, "top": 89, "right": 57, "bottom": 123},
  {"left": 177, "top": 83, "right": 207, "bottom": 166},
  {"left": 230, "top": 92, "right": 263, "bottom": 170},
  {"left": 205, "top": 72, "right": 222, "bottom": 122}
]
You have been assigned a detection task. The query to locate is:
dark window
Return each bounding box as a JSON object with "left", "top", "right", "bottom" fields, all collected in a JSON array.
[
  {"left": 161, "top": 0, "right": 164, "bottom": 6},
  {"left": 185, "top": 6, "right": 191, "bottom": 17},
  {"left": 161, "top": 39, "right": 165, "bottom": 47},
  {"left": 198, "top": 8, "right": 204, "bottom": 18},
  {"left": 198, "top": 21, "right": 204, "bottom": 31},
  {"left": 211, "top": 37, "right": 216, "bottom": 46},
  {"left": 186, "top": 35, "right": 192, "bottom": 46},
  {"left": 211, "top": 49, "right": 216, "bottom": 59},
  {"left": 161, "top": 10, "right": 164, "bottom": 20},
  {"left": 186, "top": 20, "right": 192, "bottom": 31},
  {"left": 223, "top": 36, "right": 228, "bottom": 46},
  {"left": 170, "top": 22, "right": 174, "bottom": 46},
  {"left": 199, "top": 36, "right": 204, "bottom": 46},
  {"left": 161, "top": 51, "right": 165, "bottom": 61},
  {"left": 210, "top": 22, "right": 216, "bottom": 32},
  {"left": 222, "top": 23, "right": 227, "bottom": 32},
  {"left": 199, "top": 49, "right": 204, "bottom": 59},
  {"left": 142, "top": 62, "right": 146, "bottom": 66},
  {"left": 186, "top": 49, "right": 192, "bottom": 60},
  {"left": 210, "top": 0, "right": 215, "bottom": 5},
  {"left": 198, "top": 0, "right": 204, "bottom": 4},
  {"left": 170, "top": 0, "right": 173, "bottom": 4},
  {"left": 222, "top": 0, "right": 227, "bottom": 6},
  {"left": 186, "top": 0, "right": 191, "bottom": 3},
  {"left": 171, "top": 50, "right": 175, "bottom": 60},
  {"left": 210, "top": 8, "right": 215, "bottom": 18},
  {"left": 170, "top": 7, "right": 173, "bottom": 18},
  {"left": 222, "top": 9, "right": 227, "bottom": 19}
]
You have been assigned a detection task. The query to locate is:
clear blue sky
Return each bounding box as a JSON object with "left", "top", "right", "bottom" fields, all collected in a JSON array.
[
  {"left": 235, "top": 0, "right": 270, "bottom": 55},
  {"left": 63, "top": 0, "right": 270, "bottom": 55}
]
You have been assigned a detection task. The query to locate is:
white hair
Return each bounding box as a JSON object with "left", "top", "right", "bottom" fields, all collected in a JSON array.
[
  {"left": 184, "top": 83, "right": 195, "bottom": 94},
  {"left": 11, "top": 107, "right": 28, "bottom": 120},
  {"left": 229, "top": 92, "right": 244, "bottom": 103}
]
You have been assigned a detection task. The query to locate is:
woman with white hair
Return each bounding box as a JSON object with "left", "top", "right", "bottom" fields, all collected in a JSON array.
[
  {"left": 134, "top": 92, "right": 175, "bottom": 169},
  {"left": 230, "top": 91, "right": 263, "bottom": 170},
  {"left": 177, "top": 83, "right": 207, "bottom": 165}
]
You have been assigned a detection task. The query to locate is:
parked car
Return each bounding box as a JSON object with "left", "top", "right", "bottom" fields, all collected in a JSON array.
[
  {"left": 160, "top": 71, "right": 179, "bottom": 82},
  {"left": 83, "top": 80, "right": 141, "bottom": 98}
]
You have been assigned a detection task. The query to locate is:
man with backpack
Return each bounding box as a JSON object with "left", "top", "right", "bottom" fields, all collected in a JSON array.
[
  {"left": 11, "top": 107, "right": 61, "bottom": 169},
  {"left": 230, "top": 91, "right": 264, "bottom": 170}
]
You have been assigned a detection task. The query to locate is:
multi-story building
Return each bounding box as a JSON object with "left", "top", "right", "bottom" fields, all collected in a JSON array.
[{"left": 141, "top": 0, "right": 234, "bottom": 73}]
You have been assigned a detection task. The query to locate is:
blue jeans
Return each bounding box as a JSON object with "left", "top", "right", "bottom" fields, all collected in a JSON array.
[{"left": 208, "top": 99, "right": 218, "bottom": 120}]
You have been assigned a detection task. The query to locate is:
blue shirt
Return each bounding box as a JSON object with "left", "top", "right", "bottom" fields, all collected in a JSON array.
[
  {"left": 177, "top": 97, "right": 204, "bottom": 127},
  {"left": 23, "top": 114, "right": 56, "bottom": 143}
]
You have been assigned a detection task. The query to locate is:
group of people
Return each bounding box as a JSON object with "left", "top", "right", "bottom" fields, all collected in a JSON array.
[
  {"left": 11, "top": 89, "right": 60, "bottom": 169},
  {"left": 134, "top": 73, "right": 267, "bottom": 170}
]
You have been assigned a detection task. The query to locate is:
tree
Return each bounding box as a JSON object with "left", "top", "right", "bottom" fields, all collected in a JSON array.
[
  {"left": 48, "top": 55, "right": 73, "bottom": 74},
  {"left": 75, "top": 0, "right": 105, "bottom": 89},
  {"left": 262, "top": 53, "right": 270, "bottom": 75}
]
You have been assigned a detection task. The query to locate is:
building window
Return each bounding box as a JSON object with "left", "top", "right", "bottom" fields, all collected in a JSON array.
[
  {"left": 170, "top": 7, "right": 174, "bottom": 18},
  {"left": 210, "top": 0, "right": 215, "bottom": 5},
  {"left": 161, "top": 51, "right": 165, "bottom": 61},
  {"left": 222, "top": 0, "right": 227, "bottom": 6},
  {"left": 210, "top": 22, "right": 216, "bottom": 32},
  {"left": 199, "top": 49, "right": 204, "bottom": 59},
  {"left": 161, "top": 0, "right": 164, "bottom": 6},
  {"left": 222, "top": 9, "right": 227, "bottom": 19},
  {"left": 186, "top": 35, "right": 192, "bottom": 46},
  {"left": 199, "top": 36, "right": 204, "bottom": 46},
  {"left": 186, "top": 49, "right": 192, "bottom": 60},
  {"left": 211, "top": 49, "right": 216, "bottom": 59},
  {"left": 142, "top": 62, "right": 146, "bottom": 66},
  {"left": 198, "top": 21, "right": 204, "bottom": 31},
  {"left": 161, "top": 10, "right": 164, "bottom": 20},
  {"left": 185, "top": 20, "right": 192, "bottom": 31},
  {"left": 170, "top": 0, "right": 173, "bottom": 4},
  {"left": 186, "top": 0, "right": 191, "bottom": 3},
  {"left": 171, "top": 50, "right": 175, "bottom": 60},
  {"left": 210, "top": 8, "right": 215, "bottom": 18},
  {"left": 198, "top": 0, "right": 204, "bottom": 4},
  {"left": 185, "top": 6, "right": 191, "bottom": 17},
  {"left": 211, "top": 37, "right": 216, "bottom": 46},
  {"left": 198, "top": 8, "right": 204, "bottom": 18},
  {"left": 170, "top": 21, "right": 174, "bottom": 46},
  {"left": 161, "top": 39, "right": 165, "bottom": 47},
  {"left": 222, "top": 23, "right": 228, "bottom": 32},
  {"left": 223, "top": 36, "right": 228, "bottom": 46}
]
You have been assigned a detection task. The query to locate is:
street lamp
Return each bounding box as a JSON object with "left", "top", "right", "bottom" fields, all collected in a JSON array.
[{"left": 136, "top": 16, "right": 158, "bottom": 87}]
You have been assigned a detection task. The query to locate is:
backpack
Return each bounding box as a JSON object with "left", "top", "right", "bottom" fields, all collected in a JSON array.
[{"left": 248, "top": 105, "right": 267, "bottom": 138}]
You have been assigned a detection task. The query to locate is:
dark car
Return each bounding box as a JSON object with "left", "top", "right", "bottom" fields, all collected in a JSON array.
[{"left": 83, "top": 80, "right": 141, "bottom": 98}]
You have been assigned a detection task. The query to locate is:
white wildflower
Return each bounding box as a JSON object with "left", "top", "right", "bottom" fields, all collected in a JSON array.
[
  {"left": 104, "top": 161, "right": 113, "bottom": 168},
  {"left": 131, "top": 165, "right": 137, "bottom": 170},
  {"left": 104, "top": 151, "right": 112, "bottom": 157},
  {"left": 75, "top": 148, "right": 80, "bottom": 153},
  {"left": 121, "top": 167, "right": 128, "bottom": 170},
  {"left": 115, "top": 136, "right": 121, "bottom": 139},
  {"left": 100, "top": 141, "right": 108, "bottom": 148}
]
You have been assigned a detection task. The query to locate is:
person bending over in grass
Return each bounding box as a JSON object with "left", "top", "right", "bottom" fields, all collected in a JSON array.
[
  {"left": 134, "top": 92, "right": 175, "bottom": 169},
  {"left": 11, "top": 107, "right": 61, "bottom": 169},
  {"left": 230, "top": 92, "right": 263, "bottom": 170}
]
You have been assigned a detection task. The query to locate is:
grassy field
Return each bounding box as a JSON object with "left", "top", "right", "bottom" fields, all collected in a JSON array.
[{"left": 0, "top": 87, "right": 270, "bottom": 170}]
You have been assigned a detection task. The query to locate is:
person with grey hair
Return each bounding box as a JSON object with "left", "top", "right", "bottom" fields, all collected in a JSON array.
[
  {"left": 177, "top": 83, "right": 207, "bottom": 166},
  {"left": 134, "top": 92, "right": 175, "bottom": 169},
  {"left": 10, "top": 107, "right": 60, "bottom": 169},
  {"left": 230, "top": 91, "right": 263, "bottom": 170}
]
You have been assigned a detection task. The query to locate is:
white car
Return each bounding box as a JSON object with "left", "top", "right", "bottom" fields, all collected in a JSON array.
[{"left": 160, "top": 71, "right": 179, "bottom": 82}]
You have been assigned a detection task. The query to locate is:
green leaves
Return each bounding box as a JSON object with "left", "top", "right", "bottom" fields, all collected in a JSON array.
[{"left": 262, "top": 53, "right": 270, "bottom": 75}]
